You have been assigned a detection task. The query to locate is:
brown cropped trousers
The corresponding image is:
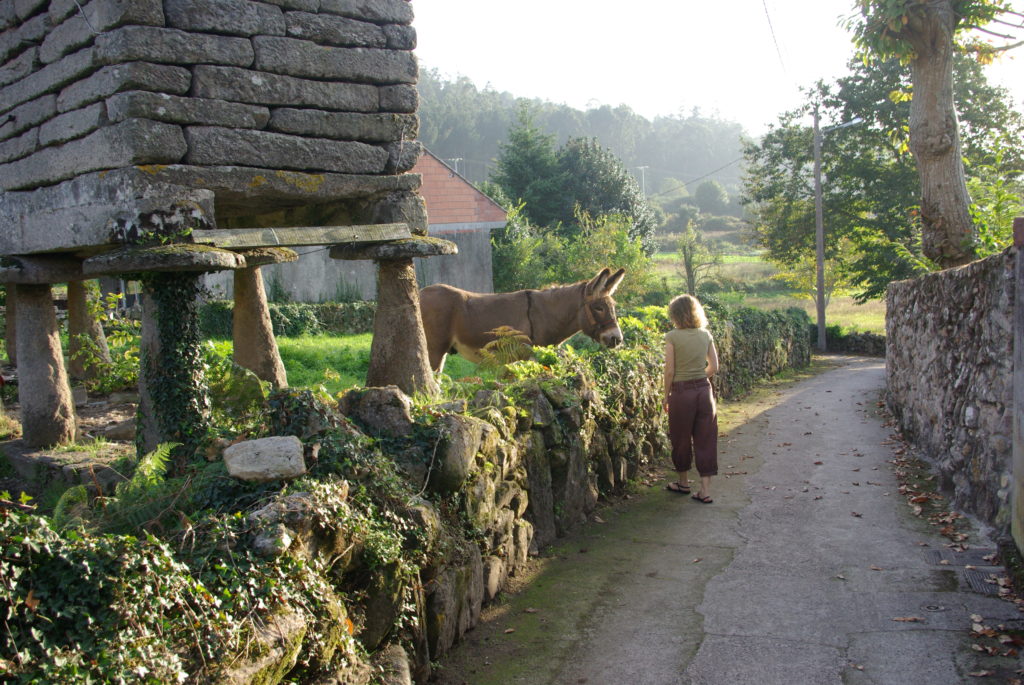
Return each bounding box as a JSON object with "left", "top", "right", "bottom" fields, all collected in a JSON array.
[{"left": 668, "top": 378, "right": 718, "bottom": 476}]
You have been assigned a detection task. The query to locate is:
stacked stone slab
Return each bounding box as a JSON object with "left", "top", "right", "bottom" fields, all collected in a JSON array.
[
  {"left": 0, "top": 0, "right": 425, "bottom": 247},
  {"left": 0, "top": 0, "right": 435, "bottom": 447}
]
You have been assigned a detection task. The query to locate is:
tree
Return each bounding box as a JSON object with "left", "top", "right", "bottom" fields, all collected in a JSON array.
[
  {"left": 849, "top": 0, "right": 1023, "bottom": 267},
  {"left": 675, "top": 223, "right": 723, "bottom": 296},
  {"left": 742, "top": 54, "right": 1023, "bottom": 300},
  {"left": 490, "top": 105, "right": 564, "bottom": 228},
  {"left": 554, "top": 137, "right": 657, "bottom": 250},
  {"left": 693, "top": 180, "right": 729, "bottom": 215}
]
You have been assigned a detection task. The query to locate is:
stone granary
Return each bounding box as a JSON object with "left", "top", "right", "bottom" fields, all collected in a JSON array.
[{"left": 0, "top": 0, "right": 453, "bottom": 450}]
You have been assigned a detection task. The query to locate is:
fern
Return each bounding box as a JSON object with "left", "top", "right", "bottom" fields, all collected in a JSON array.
[
  {"left": 52, "top": 485, "right": 89, "bottom": 531},
  {"left": 97, "top": 443, "right": 180, "bottom": 533},
  {"left": 478, "top": 326, "right": 534, "bottom": 377}
]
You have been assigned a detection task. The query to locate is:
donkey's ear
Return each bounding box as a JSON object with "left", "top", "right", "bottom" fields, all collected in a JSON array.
[
  {"left": 603, "top": 268, "right": 626, "bottom": 296},
  {"left": 587, "top": 267, "right": 611, "bottom": 295}
]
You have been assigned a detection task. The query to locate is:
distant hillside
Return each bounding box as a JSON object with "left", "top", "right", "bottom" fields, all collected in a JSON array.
[{"left": 417, "top": 67, "right": 748, "bottom": 203}]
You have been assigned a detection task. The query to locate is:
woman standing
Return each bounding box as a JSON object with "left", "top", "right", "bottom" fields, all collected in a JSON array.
[{"left": 663, "top": 294, "right": 719, "bottom": 503}]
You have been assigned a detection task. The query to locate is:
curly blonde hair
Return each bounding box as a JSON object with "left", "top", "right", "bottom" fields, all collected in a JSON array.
[{"left": 668, "top": 294, "right": 708, "bottom": 329}]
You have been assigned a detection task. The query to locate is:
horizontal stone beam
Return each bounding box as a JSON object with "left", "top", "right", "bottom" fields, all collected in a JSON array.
[
  {"left": 82, "top": 244, "right": 245, "bottom": 276},
  {"left": 234, "top": 247, "right": 298, "bottom": 267},
  {"left": 193, "top": 223, "right": 411, "bottom": 249},
  {"left": 329, "top": 236, "right": 457, "bottom": 261},
  {"left": 0, "top": 255, "right": 83, "bottom": 284}
]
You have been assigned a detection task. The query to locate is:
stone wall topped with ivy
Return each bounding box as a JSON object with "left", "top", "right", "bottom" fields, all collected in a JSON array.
[{"left": 0, "top": 305, "right": 812, "bottom": 683}]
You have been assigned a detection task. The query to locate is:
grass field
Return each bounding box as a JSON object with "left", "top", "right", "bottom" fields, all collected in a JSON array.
[{"left": 651, "top": 251, "right": 886, "bottom": 333}]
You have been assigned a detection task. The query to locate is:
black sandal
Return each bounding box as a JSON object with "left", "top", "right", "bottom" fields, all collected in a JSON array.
[
  {"left": 666, "top": 482, "right": 691, "bottom": 494},
  {"left": 691, "top": 494, "right": 713, "bottom": 504}
]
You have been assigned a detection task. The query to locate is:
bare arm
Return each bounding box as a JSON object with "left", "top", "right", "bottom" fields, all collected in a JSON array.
[
  {"left": 706, "top": 340, "right": 719, "bottom": 378},
  {"left": 663, "top": 342, "right": 675, "bottom": 411}
]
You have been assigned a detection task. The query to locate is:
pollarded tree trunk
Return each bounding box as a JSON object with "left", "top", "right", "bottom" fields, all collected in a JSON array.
[{"left": 905, "top": 0, "right": 976, "bottom": 268}]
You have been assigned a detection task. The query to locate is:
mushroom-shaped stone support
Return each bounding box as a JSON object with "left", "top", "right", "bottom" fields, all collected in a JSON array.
[
  {"left": 330, "top": 237, "right": 457, "bottom": 397},
  {"left": 83, "top": 244, "right": 247, "bottom": 461},
  {"left": 0, "top": 256, "right": 85, "bottom": 447},
  {"left": 231, "top": 248, "right": 298, "bottom": 388}
]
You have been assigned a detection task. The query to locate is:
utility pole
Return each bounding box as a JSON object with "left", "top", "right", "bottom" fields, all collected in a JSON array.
[
  {"left": 445, "top": 157, "right": 463, "bottom": 175},
  {"left": 636, "top": 165, "right": 649, "bottom": 195},
  {"left": 812, "top": 112, "right": 863, "bottom": 354},
  {"left": 813, "top": 108, "right": 826, "bottom": 352}
]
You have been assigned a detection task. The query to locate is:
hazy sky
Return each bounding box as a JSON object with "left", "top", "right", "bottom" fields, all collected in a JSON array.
[{"left": 412, "top": 0, "right": 1024, "bottom": 135}]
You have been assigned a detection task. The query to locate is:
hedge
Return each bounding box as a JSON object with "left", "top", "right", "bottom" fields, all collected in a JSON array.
[{"left": 199, "top": 300, "right": 377, "bottom": 339}]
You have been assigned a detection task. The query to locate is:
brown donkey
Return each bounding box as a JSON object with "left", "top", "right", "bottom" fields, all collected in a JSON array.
[{"left": 419, "top": 267, "right": 626, "bottom": 372}]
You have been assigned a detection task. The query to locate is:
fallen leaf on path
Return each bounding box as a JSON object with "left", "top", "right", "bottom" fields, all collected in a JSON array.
[
  {"left": 852, "top": 482, "right": 860, "bottom": 486},
  {"left": 504, "top": 628, "right": 516, "bottom": 634},
  {"left": 968, "top": 671, "right": 994, "bottom": 678},
  {"left": 692, "top": 558, "right": 703, "bottom": 564},
  {"left": 814, "top": 495, "right": 823, "bottom": 500},
  {"left": 814, "top": 461, "right": 823, "bottom": 465},
  {"left": 971, "top": 614, "right": 984, "bottom": 622},
  {"left": 835, "top": 574, "right": 847, "bottom": 581},
  {"left": 593, "top": 515, "right": 606, "bottom": 524},
  {"left": 850, "top": 663, "right": 864, "bottom": 671},
  {"left": 524, "top": 608, "right": 540, "bottom": 614},
  {"left": 870, "top": 565, "right": 883, "bottom": 571},
  {"left": 892, "top": 616, "right": 924, "bottom": 622}
]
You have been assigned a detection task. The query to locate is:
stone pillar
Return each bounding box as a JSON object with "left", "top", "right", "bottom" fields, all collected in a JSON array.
[
  {"left": 67, "top": 280, "right": 111, "bottom": 381},
  {"left": 1012, "top": 217, "right": 1024, "bottom": 551},
  {"left": 5, "top": 284, "right": 16, "bottom": 367},
  {"left": 16, "top": 284, "right": 77, "bottom": 447},
  {"left": 331, "top": 237, "right": 457, "bottom": 397},
  {"left": 83, "top": 243, "right": 245, "bottom": 467},
  {"left": 370, "top": 258, "right": 438, "bottom": 395},
  {"left": 231, "top": 248, "right": 297, "bottom": 389}
]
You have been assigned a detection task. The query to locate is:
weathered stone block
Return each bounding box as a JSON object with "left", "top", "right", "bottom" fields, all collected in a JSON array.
[
  {"left": 0, "top": 94, "right": 56, "bottom": 141},
  {"left": 58, "top": 62, "right": 192, "bottom": 112},
  {"left": 0, "top": 118, "right": 187, "bottom": 191},
  {"left": 95, "top": 26, "right": 255, "bottom": 68},
  {"left": 14, "top": 0, "right": 48, "bottom": 21},
  {"left": 284, "top": 11, "right": 386, "bottom": 47},
  {"left": 0, "top": 47, "right": 94, "bottom": 115},
  {"left": 0, "top": 127, "right": 38, "bottom": 163},
  {"left": 320, "top": 0, "right": 414, "bottom": 25},
  {"left": 164, "top": 0, "right": 285, "bottom": 37},
  {"left": 191, "top": 65, "right": 378, "bottom": 111},
  {"left": 385, "top": 139, "right": 421, "bottom": 174},
  {"left": 106, "top": 91, "right": 270, "bottom": 129},
  {"left": 252, "top": 36, "right": 416, "bottom": 84},
  {"left": 0, "top": 46, "right": 37, "bottom": 87},
  {"left": 383, "top": 24, "right": 416, "bottom": 50},
  {"left": 260, "top": 0, "right": 317, "bottom": 10},
  {"left": 223, "top": 435, "right": 306, "bottom": 482},
  {"left": 0, "top": 2, "right": 16, "bottom": 31},
  {"left": 0, "top": 12, "right": 46, "bottom": 65},
  {"left": 39, "top": 9, "right": 93, "bottom": 64},
  {"left": 379, "top": 83, "right": 416, "bottom": 113},
  {"left": 184, "top": 125, "right": 388, "bottom": 174},
  {"left": 37, "top": 101, "right": 106, "bottom": 147},
  {"left": 357, "top": 189, "right": 428, "bottom": 235},
  {"left": 338, "top": 385, "right": 414, "bottom": 437},
  {"left": 268, "top": 108, "right": 416, "bottom": 142},
  {"left": 429, "top": 414, "right": 487, "bottom": 495}
]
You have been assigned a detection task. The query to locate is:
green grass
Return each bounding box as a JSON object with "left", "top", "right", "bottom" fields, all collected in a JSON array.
[
  {"left": 734, "top": 294, "right": 886, "bottom": 333},
  {"left": 212, "top": 335, "right": 492, "bottom": 395}
]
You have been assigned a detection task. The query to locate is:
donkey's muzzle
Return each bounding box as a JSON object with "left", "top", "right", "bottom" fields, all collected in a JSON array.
[{"left": 601, "top": 327, "right": 624, "bottom": 348}]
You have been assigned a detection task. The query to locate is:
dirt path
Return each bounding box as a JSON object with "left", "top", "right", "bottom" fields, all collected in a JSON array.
[{"left": 430, "top": 356, "right": 1024, "bottom": 684}]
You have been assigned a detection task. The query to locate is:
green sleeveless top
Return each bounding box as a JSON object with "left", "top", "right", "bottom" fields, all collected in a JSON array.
[{"left": 665, "top": 328, "right": 713, "bottom": 382}]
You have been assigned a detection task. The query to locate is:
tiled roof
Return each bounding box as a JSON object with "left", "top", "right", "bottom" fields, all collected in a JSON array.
[{"left": 413, "top": 151, "right": 508, "bottom": 226}]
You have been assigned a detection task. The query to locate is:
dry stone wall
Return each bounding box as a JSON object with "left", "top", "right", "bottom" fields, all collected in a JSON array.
[
  {"left": 0, "top": 0, "right": 424, "bottom": 254},
  {"left": 886, "top": 248, "right": 1015, "bottom": 531}
]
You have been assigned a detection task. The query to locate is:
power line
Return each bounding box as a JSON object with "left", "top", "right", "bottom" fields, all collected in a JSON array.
[
  {"left": 761, "top": 0, "right": 788, "bottom": 79},
  {"left": 646, "top": 156, "right": 746, "bottom": 200}
]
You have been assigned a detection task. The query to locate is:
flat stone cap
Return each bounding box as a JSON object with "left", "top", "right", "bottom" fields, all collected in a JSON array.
[
  {"left": 82, "top": 244, "right": 246, "bottom": 276},
  {"left": 329, "top": 236, "right": 458, "bottom": 261},
  {"left": 235, "top": 247, "right": 299, "bottom": 267},
  {"left": 0, "top": 256, "right": 84, "bottom": 284}
]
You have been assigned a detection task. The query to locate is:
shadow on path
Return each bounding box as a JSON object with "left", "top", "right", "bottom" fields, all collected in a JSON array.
[{"left": 431, "top": 357, "right": 1023, "bottom": 684}]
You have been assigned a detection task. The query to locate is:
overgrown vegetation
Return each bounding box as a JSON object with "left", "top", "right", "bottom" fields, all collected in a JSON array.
[{"left": 0, "top": 301, "right": 811, "bottom": 683}]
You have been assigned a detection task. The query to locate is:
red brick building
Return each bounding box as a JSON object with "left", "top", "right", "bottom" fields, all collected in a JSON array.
[{"left": 412, "top": 150, "right": 507, "bottom": 293}]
